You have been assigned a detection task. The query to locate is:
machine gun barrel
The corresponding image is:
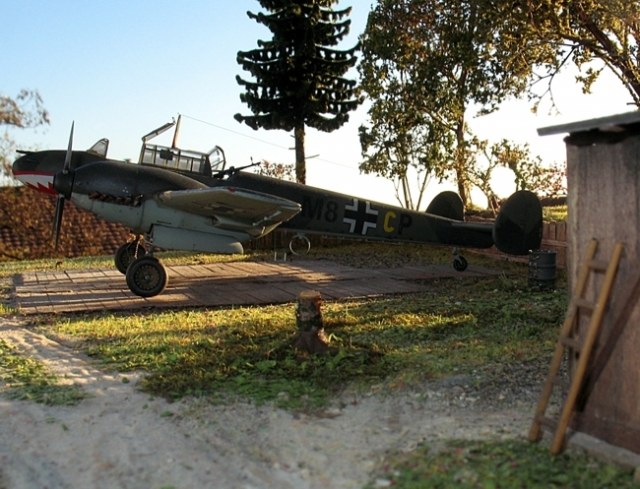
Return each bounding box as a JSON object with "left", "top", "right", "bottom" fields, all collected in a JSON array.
[{"left": 213, "top": 160, "right": 261, "bottom": 179}]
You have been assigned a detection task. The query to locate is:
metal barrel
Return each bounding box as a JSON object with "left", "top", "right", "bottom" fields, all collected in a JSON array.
[{"left": 528, "top": 249, "right": 557, "bottom": 290}]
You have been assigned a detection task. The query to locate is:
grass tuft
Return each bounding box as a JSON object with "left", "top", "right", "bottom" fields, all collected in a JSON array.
[
  {"left": 365, "top": 439, "right": 637, "bottom": 489},
  {"left": 0, "top": 339, "right": 87, "bottom": 406}
]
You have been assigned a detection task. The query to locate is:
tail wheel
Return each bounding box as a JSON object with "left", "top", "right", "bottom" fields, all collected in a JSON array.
[
  {"left": 126, "top": 256, "right": 168, "bottom": 297},
  {"left": 453, "top": 255, "right": 468, "bottom": 272},
  {"left": 115, "top": 240, "right": 146, "bottom": 274}
]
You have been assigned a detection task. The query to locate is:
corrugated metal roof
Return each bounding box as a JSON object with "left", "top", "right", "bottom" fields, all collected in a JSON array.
[{"left": 538, "top": 110, "right": 640, "bottom": 136}]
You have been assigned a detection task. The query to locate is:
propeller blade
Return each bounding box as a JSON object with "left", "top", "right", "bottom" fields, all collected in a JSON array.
[
  {"left": 52, "top": 121, "right": 75, "bottom": 251},
  {"left": 63, "top": 121, "right": 74, "bottom": 173},
  {"left": 52, "top": 196, "right": 65, "bottom": 251}
]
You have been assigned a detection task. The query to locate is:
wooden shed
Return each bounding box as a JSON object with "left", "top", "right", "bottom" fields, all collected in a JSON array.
[{"left": 539, "top": 111, "right": 640, "bottom": 454}]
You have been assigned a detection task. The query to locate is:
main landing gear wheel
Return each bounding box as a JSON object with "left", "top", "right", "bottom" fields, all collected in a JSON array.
[
  {"left": 125, "top": 256, "right": 168, "bottom": 297},
  {"left": 115, "top": 241, "right": 147, "bottom": 274}
]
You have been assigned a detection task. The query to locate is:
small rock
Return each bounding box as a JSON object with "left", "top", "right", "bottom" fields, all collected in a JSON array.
[
  {"left": 373, "top": 478, "right": 393, "bottom": 488},
  {"left": 276, "top": 391, "right": 290, "bottom": 402},
  {"left": 322, "top": 407, "right": 342, "bottom": 418}
]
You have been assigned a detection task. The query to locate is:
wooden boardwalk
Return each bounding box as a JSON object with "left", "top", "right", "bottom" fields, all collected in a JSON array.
[{"left": 11, "top": 260, "right": 498, "bottom": 315}]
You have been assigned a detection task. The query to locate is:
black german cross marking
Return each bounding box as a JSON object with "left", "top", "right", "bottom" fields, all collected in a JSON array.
[{"left": 343, "top": 198, "right": 378, "bottom": 235}]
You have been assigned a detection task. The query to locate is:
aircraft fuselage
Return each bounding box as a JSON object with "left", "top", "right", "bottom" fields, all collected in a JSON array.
[
  {"left": 13, "top": 147, "right": 542, "bottom": 257},
  {"left": 214, "top": 172, "right": 496, "bottom": 249},
  {"left": 12, "top": 136, "right": 542, "bottom": 297}
]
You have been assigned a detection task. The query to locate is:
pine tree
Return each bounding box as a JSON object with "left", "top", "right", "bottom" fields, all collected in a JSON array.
[{"left": 235, "top": 0, "right": 360, "bottom": 184}]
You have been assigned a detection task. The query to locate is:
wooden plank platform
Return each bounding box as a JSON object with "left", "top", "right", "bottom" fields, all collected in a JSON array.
[{"left": 11, "top": 260, "right": 498, "bottom": 315}]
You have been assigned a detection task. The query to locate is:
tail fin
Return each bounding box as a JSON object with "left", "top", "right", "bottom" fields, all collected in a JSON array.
[
  {"left": 493, "top": 190, "right": 543, "bottom": 255},
  {"left": 426, "top": 191, "right": 464, "bottom": 221}
]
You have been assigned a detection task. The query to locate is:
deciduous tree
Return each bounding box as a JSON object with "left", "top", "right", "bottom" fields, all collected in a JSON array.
[
  {"left": 358, "top": 0, "right": 557, "bottom": 209},
  {"left": 256, "top": 160, "right": 295, "bottom": 181},
  {"left": 516, "top": 0, "right": 640, "bottom": 108},
  {"left": 0, "top": 89, "right": 49, "bottom": 181},
  {"left": 468, "top": 139, "right": 567, "bottom": 214}
]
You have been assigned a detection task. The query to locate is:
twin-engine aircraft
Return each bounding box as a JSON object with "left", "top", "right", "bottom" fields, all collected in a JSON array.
[{"left": 13, "top": 120, "right": 543, "bottom": 297}]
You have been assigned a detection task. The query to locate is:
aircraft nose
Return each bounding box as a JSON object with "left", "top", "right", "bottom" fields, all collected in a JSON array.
[
  {"left": 11, "top": 151, "right": 57, "bottom": 195},
  {"left": 12, "top": 153, "right": 30, "bottom": 174},
  {"left": 12, "top": 153, "right": 34, "bottom": 181}
]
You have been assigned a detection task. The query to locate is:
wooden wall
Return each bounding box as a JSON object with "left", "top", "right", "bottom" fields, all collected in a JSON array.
[{"left": 566, "top": 131, "right": 640, "bottom": 454}]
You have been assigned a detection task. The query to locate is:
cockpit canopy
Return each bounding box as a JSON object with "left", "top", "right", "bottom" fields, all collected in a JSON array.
[
  {"left": 139, "top": 143, "right": 226, "bottom": 177},
  {"left": 138, "top": 117, "right": 226, "bottom": 177}
]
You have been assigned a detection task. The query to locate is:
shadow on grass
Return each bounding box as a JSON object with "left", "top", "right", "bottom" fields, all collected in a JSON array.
[{"left": 39, "top": 271, "right": 567, "bottom": 409}]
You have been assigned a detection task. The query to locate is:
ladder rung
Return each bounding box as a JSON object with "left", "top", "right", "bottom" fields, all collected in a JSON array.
[
  {"left": 529, "top": 239, "right": 624, "bottom": 456},
  {"left": 587, "top": 259, "right": 609, "bottom": 272},
  {"left": 575, "top": 298, "right": 595, "bottom": 311},
  {"left": 560, "top": 336, "right": 582, "bottom": 352}
]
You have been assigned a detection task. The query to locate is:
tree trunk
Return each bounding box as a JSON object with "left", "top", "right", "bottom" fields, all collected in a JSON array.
[
  {"left": 294, "top": 124, "right": 306, "bottom": 184},
  {"left": 454, "top": 118, "right": 470, "bottom": 210},
  {"left": 294, "top": 290, "right": 329, "bottom": 355}
]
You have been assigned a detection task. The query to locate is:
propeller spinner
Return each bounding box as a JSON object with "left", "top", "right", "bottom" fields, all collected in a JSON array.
[{"left": 52, "top": 122, "right": 75, "bottom": 250}]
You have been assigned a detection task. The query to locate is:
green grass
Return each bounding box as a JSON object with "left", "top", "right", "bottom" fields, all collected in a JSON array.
[
  {"left": 0, "top": 339, "right": 87, "bottom": 406},
  {"left": 7, "top": 245, "right": 632, "bottom": 488},
  {"left": 543, "top": 205, "right": 568, "bottom": 222},
  {"left": 0, "top": 244, "right": 565, "bottom": 409},
  {"left": 0, "top": 250, "right": 261, "bottom": 279},
  {"left": 365, "top": 439, "right": 638, "bottom": 488},
  {"left": 37, "top": 268, "right": 565, "bottom": 408}
]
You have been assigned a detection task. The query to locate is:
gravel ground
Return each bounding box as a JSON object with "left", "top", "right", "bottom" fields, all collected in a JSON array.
[{"left": 0, "top": 316, "right": 563, "bottom": 489}]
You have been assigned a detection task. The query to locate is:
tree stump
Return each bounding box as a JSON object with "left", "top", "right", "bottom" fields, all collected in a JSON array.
[{"left": 294, "top": 290, "right": 330, "bottom": 355}]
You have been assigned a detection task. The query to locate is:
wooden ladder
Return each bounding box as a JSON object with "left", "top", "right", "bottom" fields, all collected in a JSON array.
[{"left": 528, "top": 238, "right": 624, "bottom": 454}]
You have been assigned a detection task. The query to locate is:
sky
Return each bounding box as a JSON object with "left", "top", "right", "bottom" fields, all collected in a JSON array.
[{"left": 2, "top": 0, "right": 636, "bottom": 207}]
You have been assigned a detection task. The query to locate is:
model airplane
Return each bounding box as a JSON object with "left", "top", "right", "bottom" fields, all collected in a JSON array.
[{"left": 13, "top": 120, "right": 543, "bottom": 297}]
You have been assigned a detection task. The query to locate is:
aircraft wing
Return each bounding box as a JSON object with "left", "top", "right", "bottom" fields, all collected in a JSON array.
[{"left": 156, "top": 186, "right": 301, "bottom": 231}]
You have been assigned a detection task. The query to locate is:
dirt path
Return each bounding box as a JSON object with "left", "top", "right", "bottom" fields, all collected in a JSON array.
[{"left": 0, "top": 317, "right": 537, "bottom": 489}]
